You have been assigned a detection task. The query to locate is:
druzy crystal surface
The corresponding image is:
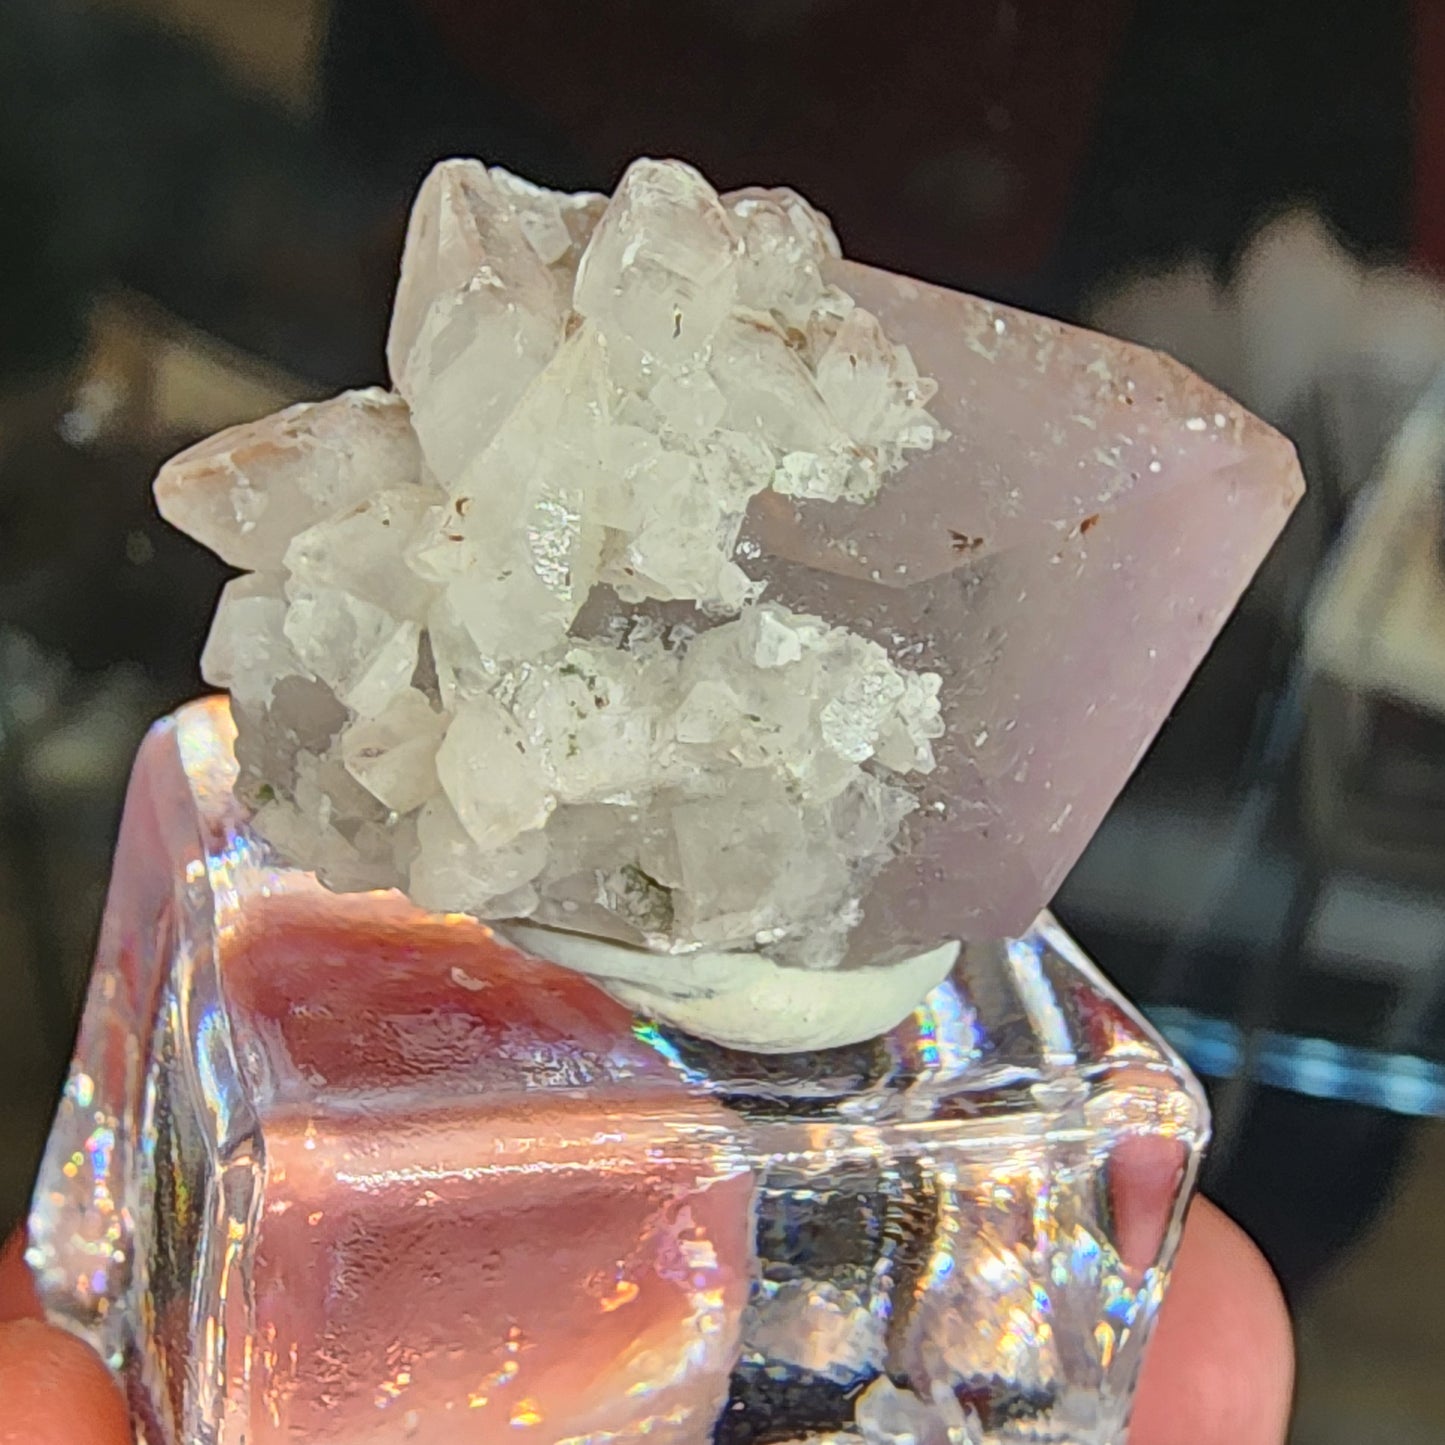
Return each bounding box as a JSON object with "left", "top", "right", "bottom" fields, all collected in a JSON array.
[
  {"left": 155, "top": 156, "right": 1305, "bottom": 988},
  {"left": 30, "top": 700, "right": 1208, "bottom": 1445}
]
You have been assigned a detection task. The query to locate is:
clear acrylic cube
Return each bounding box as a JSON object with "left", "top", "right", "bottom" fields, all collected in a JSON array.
[{"left": 29, "top": 698, "right": 1206, "bottom": 1444}]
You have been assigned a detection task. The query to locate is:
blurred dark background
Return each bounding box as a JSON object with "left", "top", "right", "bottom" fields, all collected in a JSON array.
[{"left": 4, "top": 4, "right": 1445, "bottom": 1439}]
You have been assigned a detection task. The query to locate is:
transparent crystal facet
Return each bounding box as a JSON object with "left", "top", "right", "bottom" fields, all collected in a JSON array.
[{"left": 30, "top": 699, "right": 1208, "bottom": 1445}]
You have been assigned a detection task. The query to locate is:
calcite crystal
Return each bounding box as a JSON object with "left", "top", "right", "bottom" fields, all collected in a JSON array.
[{"left": 157, "top": 155, "right": 1303, "bottom": 998}]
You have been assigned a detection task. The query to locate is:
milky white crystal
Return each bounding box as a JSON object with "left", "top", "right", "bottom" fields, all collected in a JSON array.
[{"left": 158, "top": 155, "right": 946, "bottom": 991}]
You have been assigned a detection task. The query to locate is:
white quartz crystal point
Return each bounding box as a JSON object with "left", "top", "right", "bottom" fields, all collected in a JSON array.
[
  {"left": 574, "top": 158, "right": 741, "bottom": 361},
  {"left": 283, "top": 484, "right": 441, "bottom": 623},
  {"left": 413, "top": 327, "right": 608, "bottom": 661},
  {"left": 154, "top": 388, "right": 420, "bottom": 571},
  {"left": 201, "top": 573, "right": 303, "bottom": 709},
  {"left": 724, "top": 185, "right": 842, "bottom": 321},
  {"left": 509, "top": 638, "right": 668, "bottom": 805},
  {"left": 387, "top": 159, "right": 565, "bottom": 484},
  {"left": 409, "top": 795, "right": 547, "bottom": 919},
  {"left": 489, "top": 165, "right": 608, "bottom": 273},
  {"left": 435, "top": 694, "right": 555, "bottom": 852},
  {"left": 281, "top": 583, "right": 420, "bottom": 720},
  {"left": 252, "top": 746, "right": 404, "bottom": 895},
  {"left": 339, "top": 688, "right": 447, "bottom": 814}
]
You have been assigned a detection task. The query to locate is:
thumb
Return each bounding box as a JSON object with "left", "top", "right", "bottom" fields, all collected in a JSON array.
[
  {"left": 0, "top": 1233, "right": 131, "bottom": 1445},
  {"left": 0, "top": 1319, "right": 132, "bottom": 1445}
]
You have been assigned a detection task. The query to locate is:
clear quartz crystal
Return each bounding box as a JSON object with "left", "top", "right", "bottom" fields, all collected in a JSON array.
[{"left": 30, "top": 699, "right": 1208, "bottom": 1445}]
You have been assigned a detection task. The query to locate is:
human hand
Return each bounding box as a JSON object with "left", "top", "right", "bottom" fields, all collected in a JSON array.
[
  {"left": 0, "top": 1198, "right": 1290, "bottom": 1445},
  {"left": 0, "top": 1231, "right": 129, "bottom": 1445},
  {"left": 1130, "top": 1196, "right": 1294, "bottom": 1444}
]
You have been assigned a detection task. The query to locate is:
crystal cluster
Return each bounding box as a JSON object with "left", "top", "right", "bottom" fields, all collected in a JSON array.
[
  {"left": 159, "top": 153, "right": 1306, "bottom": 991},
  {"left": 157, "top": 158, "right": 946, "bottom": 968}
]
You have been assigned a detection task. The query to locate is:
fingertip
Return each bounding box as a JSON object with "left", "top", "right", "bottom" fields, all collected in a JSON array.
[
  {"left": 1132, "top": 1197, "right": 1294, "bottom": 1445},
  {"left": 0, "top": 1231, "right": 42, "bottom": 1322},
  {"left": 0, "top": 1319, "right": 132, "bottom": 1445}
]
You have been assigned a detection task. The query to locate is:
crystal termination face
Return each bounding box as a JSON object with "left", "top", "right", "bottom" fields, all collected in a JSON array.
[
  {"left": 30, "top": 700, "right": 1209, "bottom": 1445},
  {"left": 155, "top": 154, "right": 1305, "bottom": 984}
]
